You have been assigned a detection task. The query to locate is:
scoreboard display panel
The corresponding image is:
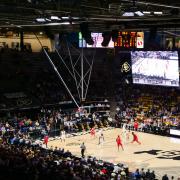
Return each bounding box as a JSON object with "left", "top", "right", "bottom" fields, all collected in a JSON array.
[
  {"left": 79, "top": 32, "right": 144, "bottom": 49},
  {"left": 114, "top": 32, "right": 144, "bottom": 48}
]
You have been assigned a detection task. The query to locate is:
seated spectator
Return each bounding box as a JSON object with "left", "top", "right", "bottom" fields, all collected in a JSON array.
[{"left": 162, "top": 174, "right": 169, "bottom": 180}]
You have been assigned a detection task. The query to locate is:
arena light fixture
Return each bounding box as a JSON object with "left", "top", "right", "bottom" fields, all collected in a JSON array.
[
  {"left": 154, "top": 11, "right": 163, "bottom": 15},
  {"left": 59, "top": 22, "right": 71, "bottom": 25},
  {"left": 45, "top": 18, "right": 51, "bottom": 22},
  {"left": 61, "top": 16, "right": 70, "bottom": 20},
  {"left": 135, "top": 11, "right": 144, "bottom": 16},
  {"left": 50, "top": 16, "right": 61, "bottom": 20},
  {"left": 72, "top": 17, "right": 80, "bottom": 20},
  {"left": 142, "top": 11, "right": 151, "bottom": 14},
  {"left": 122, "top": 12, "right": 134, "bottom": 17},
  {"left": 45, "top": 22, "right": 72, "bottom": 26},
  {"left": 36, "top": 18, "right": 46, "bottom": 23}
]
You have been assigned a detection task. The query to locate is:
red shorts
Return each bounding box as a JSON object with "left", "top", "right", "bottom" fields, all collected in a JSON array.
[
  {"left": 91, "top": 132, "right": 95, "bottom": 135},
  {"left": 117, "top": 142, "right": 122, "bottom": 146}
]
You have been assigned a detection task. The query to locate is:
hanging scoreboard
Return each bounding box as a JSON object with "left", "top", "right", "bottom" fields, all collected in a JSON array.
[
  {"left": 79, "top": 31, "right": 144, "bottom": 49},
  {"left": 114, "top": 32, "right": 144, "bottom": 48}
]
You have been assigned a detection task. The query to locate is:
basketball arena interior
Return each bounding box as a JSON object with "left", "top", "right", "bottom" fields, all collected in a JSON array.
[{"left": 0, "top": 0, "right": 180, "bottom": 180}]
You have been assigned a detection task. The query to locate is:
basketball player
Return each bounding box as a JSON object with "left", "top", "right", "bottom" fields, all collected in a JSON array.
[
  {"left": 122, "top": 123, "right": 127, "bottom": 132},
  {"left": 98, "top": 133, "right": 105, "bottom": 145},
  {"left": 98, "top": 128, "right": 103, "bottom": 136},
  {"left": 116, "top": 135, "right": 124, "bottom": 151},
  {"left": 90, "top": 127, "right": 95, "bottom": 138},
  {"left": 131, "top": 132, "right": 141, "bottom": 145},
  {"left": 126, "top": 130, "right": 130, "bottom": 142},
  {"left": 60, "top": 130, "right": 66, "bottom": 142},
  {"left": 43, "top": 135, "right": 49, "bottom": 148},
  {"left": 121, "top": 123, "right": 127, "bottom": 144},
  {"left": 134, "top": 121, "right": 139, "bottom": 131}
]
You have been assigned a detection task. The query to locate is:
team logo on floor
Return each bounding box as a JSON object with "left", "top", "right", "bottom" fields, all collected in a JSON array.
[{"left": 134, "top": 150, "right": 180, "bottom": 160}]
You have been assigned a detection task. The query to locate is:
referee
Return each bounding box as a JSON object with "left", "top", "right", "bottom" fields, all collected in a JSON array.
[{"left": 80, "top": 142, "right": 86, "bottom": 158}]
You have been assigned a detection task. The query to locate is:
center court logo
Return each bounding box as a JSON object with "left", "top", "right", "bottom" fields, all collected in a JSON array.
[{"left": 134, "top": 149, "right": 180, "bottom": 160}]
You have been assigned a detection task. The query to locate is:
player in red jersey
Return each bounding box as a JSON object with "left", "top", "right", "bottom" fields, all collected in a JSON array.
[
  {"left": 131, "top": 132, "right": 141, "bottom": 145},
  {"left": 43, "top": 135, "right": 49, "bottom": 148},
  {"left": 90, "top": 127, "right": 95, "bottom": 138},
  {"left": 134, "top": 121, "right": 139, "bottom": 131},
  {"left": 116, "top": 135, "right": 124, "bottom": 151}
]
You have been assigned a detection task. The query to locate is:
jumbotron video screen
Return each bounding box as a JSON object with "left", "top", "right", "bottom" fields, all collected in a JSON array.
[
  {"left": 79, "top": 32, "right": 114, "bottom": 48},
  {"left": 131, "top": 51, "right": 179, "bottom": 87}
]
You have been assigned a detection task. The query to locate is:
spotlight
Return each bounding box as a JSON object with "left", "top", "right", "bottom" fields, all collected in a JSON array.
[
  {"left": 101, "top": 32, "right": 111, "bottom": 47},
  {"left": 80, "top": 23, "right": 94, "bottom": 45}
]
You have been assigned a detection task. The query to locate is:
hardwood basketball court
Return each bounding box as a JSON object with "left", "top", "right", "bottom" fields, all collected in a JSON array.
[{"left": 48, "top": 128, "right": 180, "bottom": 179}]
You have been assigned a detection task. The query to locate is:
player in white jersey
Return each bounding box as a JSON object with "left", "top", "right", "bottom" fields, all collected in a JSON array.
[
  {"left": 60, "top": 130, "right": 66, "bottom": 142},
  {"left": 98, "top": 133, "right": 105, "bottom": 145},
  {"left": 97, "top": 128, "right": 102, "bottom": 139},
  {"left": 122, "top": 123, "right": 126, "bottom": 132},
  {"left": 121, "top": 123, "right": 128, "bottom": 144}
]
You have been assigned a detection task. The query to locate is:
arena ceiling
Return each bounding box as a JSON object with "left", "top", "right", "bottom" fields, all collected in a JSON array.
[{"left": 0, "top": 0, "right": 180, "bottom": 33}]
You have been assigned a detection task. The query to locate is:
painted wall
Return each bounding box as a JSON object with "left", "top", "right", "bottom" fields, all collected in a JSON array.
[{"left": 0, "top": 35, "right": 53, "bottom": 52}]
